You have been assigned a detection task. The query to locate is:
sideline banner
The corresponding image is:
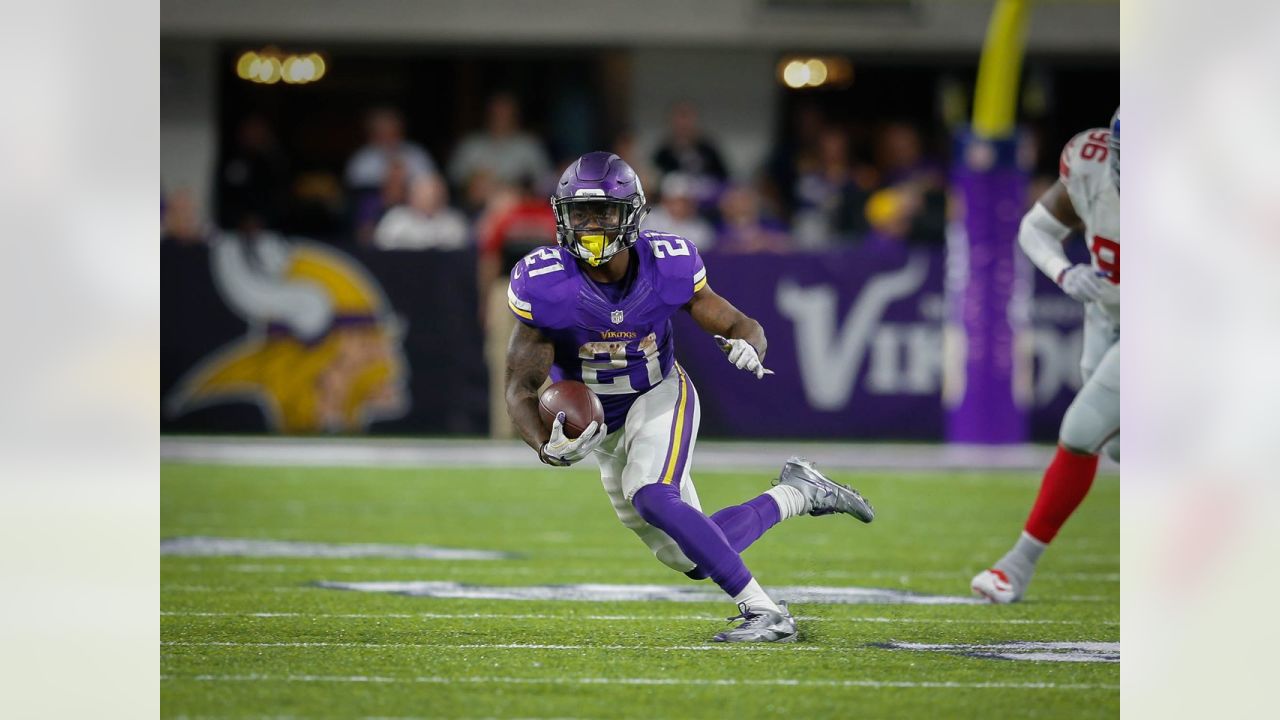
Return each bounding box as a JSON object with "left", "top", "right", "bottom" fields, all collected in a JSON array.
[
  {"left": 162, "top": 239, "right": 488, "bottom": 435},
  {"left": 673, "top": 245, "right": 1082, "bottom": 440},
  {"left": 162, "top": 241, "right": 1081, "bottom": 440}
]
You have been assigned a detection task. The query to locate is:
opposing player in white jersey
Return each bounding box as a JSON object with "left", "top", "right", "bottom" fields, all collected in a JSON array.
[{"left": 971, "top": 109, "right": 1120, "bottom": 603}]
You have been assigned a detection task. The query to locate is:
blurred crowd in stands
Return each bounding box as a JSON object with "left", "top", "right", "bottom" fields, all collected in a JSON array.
[
  {"left": 161, "top": 91, "right": 1057, "bottom": 439},
  {"left": 162, "top": 92, "right": 967, "bottom": 258}
]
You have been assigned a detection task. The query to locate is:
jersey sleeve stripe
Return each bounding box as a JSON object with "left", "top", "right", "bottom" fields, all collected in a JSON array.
[
  {"left": 693, "top": 276, "right": 708, "bottom": 293},
  {"left": 507, "top": 284, "right": 532, "bottom": 312},
  {"left": 507, "top": 299, "right": 533, "bottom": 320},
  {"left": 693, "top": 267, "right": 707, "bottom": 284}
]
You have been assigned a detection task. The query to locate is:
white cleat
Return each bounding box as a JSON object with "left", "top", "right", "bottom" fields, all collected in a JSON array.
[
  {"left": 971, "top": 568, "right": 1022, "bottom": 604},
  {"left": 775, "top": 457, "right": 875, "bottom": 523},
  {"left": 712, "top": 601, "right": 798, "bottom": 643}
]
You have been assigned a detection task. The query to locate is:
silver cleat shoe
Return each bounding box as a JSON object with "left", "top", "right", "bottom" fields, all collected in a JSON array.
[
  {"left": 712, "top": 601, "right": 798, "bottom": 643},
  {"left": 775, "top": 456, "right": 875, "bottom": 522}
]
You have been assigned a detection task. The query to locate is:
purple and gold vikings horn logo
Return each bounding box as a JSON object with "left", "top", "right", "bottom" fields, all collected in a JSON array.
[{"left": 168, "top": 234, "right": 409, "bottom": 433}]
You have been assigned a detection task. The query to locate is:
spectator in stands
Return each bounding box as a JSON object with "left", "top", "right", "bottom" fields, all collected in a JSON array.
[
  {"left": 870, "top": 121, "right": 947, "bottom": 246},
  {"left": 715, "top": 184, "right": 791, "bottom": 254},
  {"left": 217, "top": 113, "right": 289, "bottom": 231},
  {"left": 642, "top": 172, "right": 716, "bottom": 250},
  {"left": 651, "top": 100, "right": 729, "bottom": 211},
  {"left": 475, "top": 176, "right": 558, "bottom": 439},
  {"left": 354, "top": 155, "right": 412, "bottom": 246},
  {"left": 373, "top": 174, "right": 469, "bottom": 250},
  {"left": 345, "top": 106, "right": 437, "bottom": 191},
  {"left": 873, "top": 121, "right": 942, "bottom": 187},
  {"left": 790, "top": 125, "right": 874, "bottom": 249},
  {"left": 612, "top": 128, "right": 658, "bottom": 201},
  {"left": 162, "top": 188, "right": 210, "bottom": 245},
  {"left": 762, "top": 101, "right": 826, "bottom": 221},
  {"left": 449, "top": 92, "right": 553, "bottom": 215},
  {"left": 863, "top": 186, "right": 920, "bottom": 245}
]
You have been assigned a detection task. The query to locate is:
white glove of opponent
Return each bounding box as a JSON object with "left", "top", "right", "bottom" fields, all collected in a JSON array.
[
  {"left": 1058, "top": 264, "right": 1118, "bottom": 304},
  {"left": 714, "top": 335, "right": 773, "bottom": 380},
  {"left": 539, "top": 412, "right": 606, "bottom": 467}
]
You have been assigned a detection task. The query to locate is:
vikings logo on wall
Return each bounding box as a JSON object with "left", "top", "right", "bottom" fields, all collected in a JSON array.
[{"left": 167, "top": 233, "right": 409, "bottom": 433}]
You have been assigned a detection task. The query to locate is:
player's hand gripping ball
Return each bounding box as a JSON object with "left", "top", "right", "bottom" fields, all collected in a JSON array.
[{"left": 537, "top": 381, "right": 607, "bottom": 467}]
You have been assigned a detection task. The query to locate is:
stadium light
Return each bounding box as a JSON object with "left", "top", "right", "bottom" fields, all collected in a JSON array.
[
  {"left": 236, "top": 49, "right": 328, "bottom": 85},
  {"left": 804, "top": 59, "right": 828, "bottom": 86},
  {"left": 778, "top": 56, "right": 852, "bottom": 90},
  {"left": 235, "top": 51, "right": 259, "bottom": 80},
  {"left": 308, "top": 53, "right": 327, "bottom": 81},
  {"left": 782, "top": 60, "right": 810, "bottom": 88}
]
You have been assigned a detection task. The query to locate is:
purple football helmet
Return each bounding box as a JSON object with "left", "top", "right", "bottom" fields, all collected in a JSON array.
[{"left": 551, "top": 151, "right": 648, "bottom": 267}]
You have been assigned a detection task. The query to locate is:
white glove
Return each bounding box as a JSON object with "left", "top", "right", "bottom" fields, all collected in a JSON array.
[
  {"left": 714, "top": 335, "right": 770, "bottom": 380},
  {"left": 1058, "top": 264, "right": 1114, "bottom": 304},
  {"left": 539, "top": 412, "right": 606, "bottom": 467}
]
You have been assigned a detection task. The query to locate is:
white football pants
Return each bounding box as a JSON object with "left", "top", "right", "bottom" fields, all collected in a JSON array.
[{"left": 1061, "top": 303, "right": 1120, "bottom": 460}]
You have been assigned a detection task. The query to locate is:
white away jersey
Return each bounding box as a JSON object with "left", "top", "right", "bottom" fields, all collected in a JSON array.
[{"left": 1060, "top": 128, "right": 1120, "bottom": 322}]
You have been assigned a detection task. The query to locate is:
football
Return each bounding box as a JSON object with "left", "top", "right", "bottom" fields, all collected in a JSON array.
[{"left": 538, "top": 380, "right": 605, "bottom": 439}]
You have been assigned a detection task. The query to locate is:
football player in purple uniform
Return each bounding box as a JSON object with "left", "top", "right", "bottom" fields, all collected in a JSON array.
[{"left": 505, "top": 152, "right": 875, "bottom": 642}]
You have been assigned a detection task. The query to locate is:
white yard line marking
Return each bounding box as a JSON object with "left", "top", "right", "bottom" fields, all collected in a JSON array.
[
  {"left": 161, "top": 536, "right": 513, "bottom": 561},
  {"left": 163, "top": 586, "right": 311, "bottom": 593},
  {"left": 162, "top": 641, "right": 821, "bottom": 652},
  {"left": 890, "top": 641, "right": 1120, "bottom": 652},
  {"left": 161, "top": 610, "right": 1117, "bottom": 625},
  {"left": 877, "top": 640, "right": 1121, "bottom": 663},
  {"left": 159, "top": 673, "right": 1118, "bottom": 690},
  {"left": 312, "top": 580, "right": 991, "bottom": 605}
]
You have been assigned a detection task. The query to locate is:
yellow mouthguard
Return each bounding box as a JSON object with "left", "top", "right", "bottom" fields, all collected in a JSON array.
[{"left": 579, "top": 234, "right": 606, "bottom": 266}]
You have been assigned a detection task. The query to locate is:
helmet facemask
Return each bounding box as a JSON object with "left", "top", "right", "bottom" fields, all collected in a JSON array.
[{"left": 553, "top": 196, "right": 648, "bottom": 267}]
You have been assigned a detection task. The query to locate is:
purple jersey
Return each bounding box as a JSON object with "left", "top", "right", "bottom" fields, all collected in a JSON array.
[{"left": 508, "top": 230, "right": 707, "bottom": 430}]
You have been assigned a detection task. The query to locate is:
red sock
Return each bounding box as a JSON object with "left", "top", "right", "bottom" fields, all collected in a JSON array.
[{"left": 1024, "top": 445, "right": 1099, "bottom": 543}]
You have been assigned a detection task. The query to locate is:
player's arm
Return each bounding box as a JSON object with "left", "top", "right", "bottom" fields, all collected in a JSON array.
[
  {"left": 1021, "top": 180, "right": 1111, "bottom": 304},
  {"left": 1018, "top": 180, "right": 1083, "bottom": 283},
  {"left": 504, "top": 322, "right": 554, "bottom": 453},
  {"left": 684, "top": 284, "right": 770, "bottom": 379},
  {"left": 504, "top": 322, "right": 606, "bottom": 466},
  {"left": 684, "top": 284, "right": 767, "bottom": 359}
]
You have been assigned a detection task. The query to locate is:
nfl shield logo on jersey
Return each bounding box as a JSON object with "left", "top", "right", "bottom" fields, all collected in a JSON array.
[{"left": 611, "top": 309, "right": 624, "bottom": 324}]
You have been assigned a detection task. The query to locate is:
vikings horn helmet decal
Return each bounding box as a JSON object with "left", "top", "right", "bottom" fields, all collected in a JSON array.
[
  {"left": 167, "top": 233, "right": 409, "bottom": 432},
  {"left": 551, "top": 151, "right": 649, "bottom": 267}
]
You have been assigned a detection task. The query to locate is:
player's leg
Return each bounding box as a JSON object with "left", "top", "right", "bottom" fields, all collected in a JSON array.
[
  {"left": 623, "top": 365, "right": 794, "bottom": 641},
  {"left": 973, "top": 337, "right": 1119, "bottom": 603},
  {"left": 634, "top": 383, "right": 783, "bottom": 575},
  {"left": 670, "top": 381, "right": 788, "bottom": 556},
  {"left": 594, "top": 422, "right": 697, "bottom": 574},
  {"left": 699, "top": 457, "right": 874, "bottom": 557},
  {"left": 624, "top": 366, "right": 755, "bottom": 598},
  {"left": 1086, "top": 308, "right": 1121, "bottom": 464},
  {"left": 1102, "top": 436, "right": 1120, "bottom": 462},
  {"left": 673, "top": 389, "right": 872, "bottom": 555}
]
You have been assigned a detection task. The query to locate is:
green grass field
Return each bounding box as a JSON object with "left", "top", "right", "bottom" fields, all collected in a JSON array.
[{"left": 161, "top": 460, "right": 1119, "bottom": 719}]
